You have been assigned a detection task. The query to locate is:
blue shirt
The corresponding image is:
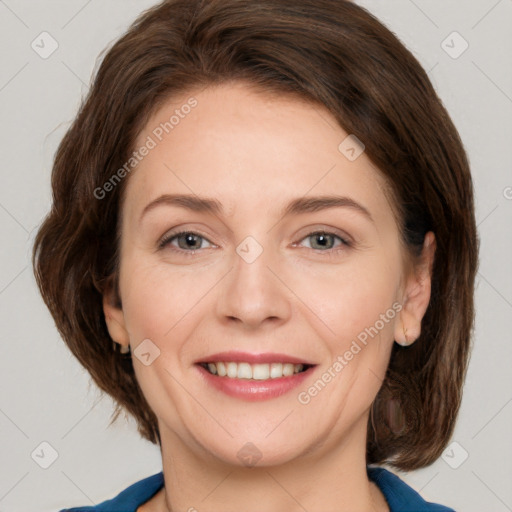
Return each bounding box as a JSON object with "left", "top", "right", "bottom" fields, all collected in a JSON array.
[{"left": 59, "top": 466, "right": 455, "bottom": 511}]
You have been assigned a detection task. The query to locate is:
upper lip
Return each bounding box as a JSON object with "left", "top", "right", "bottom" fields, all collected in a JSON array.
[{"left": 195, "top": 351, "right": 317, "bottom": 365}]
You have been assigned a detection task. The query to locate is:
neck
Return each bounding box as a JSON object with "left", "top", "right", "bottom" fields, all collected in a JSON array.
[{"left": 156, "top": 414, "right": 389, "bottom": 512}]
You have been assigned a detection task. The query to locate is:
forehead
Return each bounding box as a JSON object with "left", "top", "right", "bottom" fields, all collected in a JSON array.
[{"left": 125, "top": 82, "right": 392, "bottom": 226}]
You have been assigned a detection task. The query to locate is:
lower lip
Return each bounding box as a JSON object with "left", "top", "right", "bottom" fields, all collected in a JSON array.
[{"left": 195, "top": 364, "right": 316, "bottom": 401}]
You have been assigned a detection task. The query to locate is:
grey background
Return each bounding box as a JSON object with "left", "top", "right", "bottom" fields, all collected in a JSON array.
[{"left": 0, "top": 1, "right": 511, "bottom": 511}]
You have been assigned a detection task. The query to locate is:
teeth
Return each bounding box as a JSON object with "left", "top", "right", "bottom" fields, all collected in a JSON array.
[
  {"left": 253, "top": 363, "right": 269, "bottom": 380},
  {"left": 227, "top": 362, "right": 238, "bottom": 378},
  {"left": 270, "top": 363, "right": 283, "bottom": 378},
  {"left": 203, "top": 362, "right": 306, "bottom": 379},
  {"left": 283, "top": 363, "right": 294, "bottom": 377},
  {"left": 237, "top": 362, "right": 252, "bottom": 379}
]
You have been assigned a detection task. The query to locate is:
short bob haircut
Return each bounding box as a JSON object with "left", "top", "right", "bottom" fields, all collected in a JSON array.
[{"left": 32, "top": 0, "right": 478, "bottom": 471}]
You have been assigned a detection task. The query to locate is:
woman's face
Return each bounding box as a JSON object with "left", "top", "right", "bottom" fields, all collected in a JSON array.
[{"left": 104, "top": 82, "right": 432, "bottom": 467}]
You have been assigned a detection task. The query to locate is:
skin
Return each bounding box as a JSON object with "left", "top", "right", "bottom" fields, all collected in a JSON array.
[{"left": 103, "top": 81, "right": 436, "bottom": 512}]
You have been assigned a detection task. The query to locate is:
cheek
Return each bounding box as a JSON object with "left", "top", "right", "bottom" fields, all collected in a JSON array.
[
  {"left": 119, "top": 253, "right": 217, "bottom": 351},
  {"left": 122, "top": 280, "right": 171, "bottom": 343},
  {"left": 120, "top": 258, "right": 208, "bottom": 426},
  {"left": 293, "top": 251, "right": 401, "bottom": 350},
  {"left": 119, "top": 255, "right": 181, "bottom": 342},
  {"left": 309, "top": 259, "right": 399, "bottom": 421}
]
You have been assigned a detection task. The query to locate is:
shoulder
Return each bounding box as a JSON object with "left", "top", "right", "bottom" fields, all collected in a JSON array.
[
  {"left": 367, "top": 466, "right": 456, "bottom": 512},
  {"left": 58, "top": 471, "right": 164, "bottom": 512}
]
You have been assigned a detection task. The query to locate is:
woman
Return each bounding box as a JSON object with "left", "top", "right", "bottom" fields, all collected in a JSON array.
[{"left": 32, "top": 0, "right": 478, "bottom": 510}]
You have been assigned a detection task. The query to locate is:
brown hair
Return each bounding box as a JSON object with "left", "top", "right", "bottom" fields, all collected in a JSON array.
[{"left": 32, "top": 0, "right": 478, "bottom": 470}]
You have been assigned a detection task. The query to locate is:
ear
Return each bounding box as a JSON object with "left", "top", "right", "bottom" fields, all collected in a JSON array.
[
  {"left": 394, "top": 231, "right": 436, "bottom": 346},
  {"left": 102, "top": 275, "right": 130, "bottom": 349}
]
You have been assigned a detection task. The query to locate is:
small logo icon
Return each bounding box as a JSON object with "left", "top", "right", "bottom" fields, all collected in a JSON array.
[
  {"left": 442, "top": 441, "right": 469, "bottom": 469},
  {"left": 441, "top": 31, "right": 469, "bottom": 59},
  {"left": 338, "top": 134, "right": 365, "bottom": 161},
  {"left": 236, "top": 236, "right": 264, "bottom": 264},
  {"left": 237, "top": 442, "right": 263, "bottom": 467},
  {"left": 31, "top": 441, "right": 59, "bottom": 469},
  {"left": 133, "top": 338, "right": 161, "bottom": 366},
  {"left": 31, "top": 31, "right": 59, "bottom": 59}
]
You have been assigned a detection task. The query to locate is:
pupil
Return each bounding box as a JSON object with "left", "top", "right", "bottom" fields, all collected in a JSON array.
[
  {"left": 180, "top": 233, "right": 200, "bottom": 249},
  {"left": 313, "top": 233, "right": 332, "bottom": 249}
]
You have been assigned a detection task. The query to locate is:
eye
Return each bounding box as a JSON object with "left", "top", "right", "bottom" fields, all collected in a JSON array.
[
  {"left": 158, "top": 230, "right": 214, "bottom": 254},
  {"left": 158, "top": 229, "right": 351, "bottom": 256},
  {"left": 296, "top": 231, "right": 350, "bottom": 252}
]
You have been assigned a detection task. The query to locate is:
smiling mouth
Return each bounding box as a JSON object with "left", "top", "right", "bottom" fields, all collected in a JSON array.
[{"left": 198, "top": 362, "right": 314, "bottom": 380}]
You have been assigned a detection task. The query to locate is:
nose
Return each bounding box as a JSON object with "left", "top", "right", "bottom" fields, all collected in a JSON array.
[{"left": 215, "top": 243, "right": 292, "bottom": 330}]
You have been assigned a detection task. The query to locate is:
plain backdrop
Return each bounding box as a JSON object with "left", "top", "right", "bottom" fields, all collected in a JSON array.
[{"left": 0, "top": 1, "right": 511, "bottom": 511}]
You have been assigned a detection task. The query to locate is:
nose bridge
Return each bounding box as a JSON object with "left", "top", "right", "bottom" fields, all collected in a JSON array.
[{"left": 216, "top": 233, "right": 291, "bottom": 327}]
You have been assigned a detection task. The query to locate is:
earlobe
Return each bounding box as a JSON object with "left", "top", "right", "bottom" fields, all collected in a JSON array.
[
  {"left": 102, "top": 277, "right": 130, "bottom": 349},
  {"left": 395, "top": 231, "right": 436, "bottom": 347}
]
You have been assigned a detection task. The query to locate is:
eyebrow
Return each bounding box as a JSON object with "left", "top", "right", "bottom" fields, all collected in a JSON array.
[{"left": 139, "top": 193, "right": 374, "bottom": 224}]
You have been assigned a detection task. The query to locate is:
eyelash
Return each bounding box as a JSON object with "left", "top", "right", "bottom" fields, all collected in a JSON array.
[{"left": 158, "top": 230, "right": 351, "bottom": 257}]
